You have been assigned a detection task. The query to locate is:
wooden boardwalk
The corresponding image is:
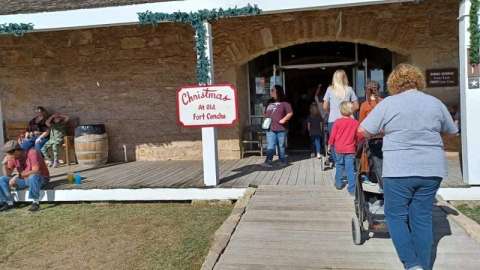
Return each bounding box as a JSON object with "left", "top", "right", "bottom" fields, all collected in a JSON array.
[
  {"left": 214, "top": 185, "right": 480, "bottom": 270},
  {"left": 47, "top": 154, "right": 463, "bottom": 190},
  {"left": 46, "top": 156, "right": 331, "bottom": 189}
]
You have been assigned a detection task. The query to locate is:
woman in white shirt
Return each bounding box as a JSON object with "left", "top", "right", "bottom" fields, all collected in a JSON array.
[{"left": 322, "top": 70, "right": 359, "bottom": 163}]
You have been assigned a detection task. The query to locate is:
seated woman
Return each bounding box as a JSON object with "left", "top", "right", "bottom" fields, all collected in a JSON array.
[
  {"left": 41, "top": 113, "right": 69, "bottom": 168},
  {"left": 23, "top": 106, "right": 51, "bottom": 152}
]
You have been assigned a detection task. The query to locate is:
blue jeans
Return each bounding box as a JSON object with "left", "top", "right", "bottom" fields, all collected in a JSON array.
[
  {"left": 20, "top": 136, "right": 48, "bottom": 153},
  {"left": 310, "top": 135, "right": 322, "bottom": 155},
  {"left": 327, "top": 122, "right": 336, "bottom": 162},
  {"left": 335, "top": 153, "right": 355, "bottom": 193},
  {"left": 384, "top": 177, "right": 442, "bottom": 270},
  {"left": 0, "top": 174, "right": 46, "bottom": 202},
  {"left": 266, "top": 131, "right": 286, "bottom": 163}
]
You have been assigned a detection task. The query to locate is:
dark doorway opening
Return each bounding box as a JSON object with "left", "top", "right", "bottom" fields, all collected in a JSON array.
[
  {"left": 248, "top": 42, "right": 394, "bottom": 153},
  {"left": 284, "top": 66, "right": 353, "bottom": 151}
]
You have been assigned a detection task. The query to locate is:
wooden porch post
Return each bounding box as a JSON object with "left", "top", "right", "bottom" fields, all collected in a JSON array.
[
  {"left": 459, "top": 0, "right": 480, "bottom": 185},
  {"left": 0, "top": 98, "right": 4, "bottom": 176}
]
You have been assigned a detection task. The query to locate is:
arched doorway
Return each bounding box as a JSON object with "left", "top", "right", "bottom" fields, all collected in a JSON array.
[{"left": 248, "top": 42, "right": 394, "bottom": 151}]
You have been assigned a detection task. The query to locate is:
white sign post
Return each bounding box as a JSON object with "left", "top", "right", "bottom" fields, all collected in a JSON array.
[
  {"left": 203, "top": 21, "right": 218, "bottom": 187},
  {"left": 177, "top": 84, "right": 238, "bottom": 186},
  {"left": 178, "top": 22, "right": 238, "bottom": 186}
]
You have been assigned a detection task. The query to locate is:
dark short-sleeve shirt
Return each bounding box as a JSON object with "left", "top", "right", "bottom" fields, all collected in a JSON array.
[
  {"left": 307, "top": 116, "right": 323, "bottom": 135},
  {"left": 265, "top": 101, "right": 293, "bottom": 131},
  {"left": 28, "top": 117, "right": 49, "bottom": 133},
  {"left": 360, "top": 90, "right": 458, "bottom": 178}
]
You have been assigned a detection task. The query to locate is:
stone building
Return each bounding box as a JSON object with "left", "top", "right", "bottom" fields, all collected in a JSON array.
[{"left": 0, "top": 0, "right": 465, "bottom": 162}]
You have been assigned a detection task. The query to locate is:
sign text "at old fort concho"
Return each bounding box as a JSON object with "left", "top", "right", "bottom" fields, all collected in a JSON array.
[{"left": 177, "top": 84, "right": 238, "bottom": 128}]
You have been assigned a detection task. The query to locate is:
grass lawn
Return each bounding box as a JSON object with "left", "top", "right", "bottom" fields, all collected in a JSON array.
[
  {"left": 0, "top": 203, "right": 232, "bottom": 270},
  {"left": 453, "top": 202, "right": 480, "bottom": 224}
]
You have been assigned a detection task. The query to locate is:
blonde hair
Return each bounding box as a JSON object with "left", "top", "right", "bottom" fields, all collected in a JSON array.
[
  {"left": 387, "top": 63, "right": 426, "bottom": 95},
  {"left": 340, "top": 101, "right": 353, "bottom": 116},
  {"left": 331, "top": 69, "right": 349, "bottom": 99}
]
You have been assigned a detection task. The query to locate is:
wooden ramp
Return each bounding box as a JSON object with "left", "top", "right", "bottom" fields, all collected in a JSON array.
[{"left": 214, "top": 185, "right": 480, "bottom": 270}]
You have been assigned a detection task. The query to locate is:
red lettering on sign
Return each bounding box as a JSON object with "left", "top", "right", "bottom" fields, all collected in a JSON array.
[{"left": 182, "top": 88, "right": 232, "bottom": 106}]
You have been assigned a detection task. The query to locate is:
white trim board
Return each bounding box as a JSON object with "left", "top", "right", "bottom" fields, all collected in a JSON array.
[
  {"left": 12, "top": 188, "right": 247, "bottom": 202},
  {"left": 438, "top": 187, "right": 480, "bottom": 201},
  {"left": 0, "top": 0, "right": 414, "bottom": 31}
]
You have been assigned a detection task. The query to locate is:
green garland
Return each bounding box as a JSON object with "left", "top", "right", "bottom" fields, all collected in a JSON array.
[
  {"left": 138, "top": 5, "right": 261, "bottom": 84},
  {"left": 470, "top": 0, "right": 480, "bottom": 65},
  {"left": 0, "top": 23, "right": 34, "bottom": 37}
]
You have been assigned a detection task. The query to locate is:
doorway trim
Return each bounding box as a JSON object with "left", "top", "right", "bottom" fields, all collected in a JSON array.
[{"left": 278, "top": 61, "right": 357, "bottom": 70}]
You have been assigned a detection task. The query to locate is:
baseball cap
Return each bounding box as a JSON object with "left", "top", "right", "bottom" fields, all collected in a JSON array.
[{"left": 3, "top": 140, "right": 21, "bottom": 153}]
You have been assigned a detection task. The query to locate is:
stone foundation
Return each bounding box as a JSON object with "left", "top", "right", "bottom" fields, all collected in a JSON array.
[{"left": 136, "top": 139, "right": 240, "bottom": 161}]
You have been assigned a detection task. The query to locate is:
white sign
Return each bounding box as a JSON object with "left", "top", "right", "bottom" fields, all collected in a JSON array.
[{"left": 177, "top": 84, "right": 238, "bottom": 128}]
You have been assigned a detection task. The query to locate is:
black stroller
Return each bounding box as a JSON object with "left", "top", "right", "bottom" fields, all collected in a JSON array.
[
  {"left": 320, "top": 122, "right": 333, "bottom": 171},
  {"left": 352, "top": 138, "right": 387, "bottom": 245}
]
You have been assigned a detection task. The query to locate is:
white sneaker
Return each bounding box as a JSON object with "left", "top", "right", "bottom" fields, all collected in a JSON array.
[{"left": 407, "top": 266, "right": 424, "bottom": 270}]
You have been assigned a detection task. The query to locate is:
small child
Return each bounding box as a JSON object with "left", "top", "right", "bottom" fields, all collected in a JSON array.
[
  {"left": 41, "top": 113, "right": 69, "bottom": 168},
  {"left": 328, "top": 101, "right": 363, "bottom": 196},
  {"left": 306, "top": 104, "right": 324, "bottom": 158}
]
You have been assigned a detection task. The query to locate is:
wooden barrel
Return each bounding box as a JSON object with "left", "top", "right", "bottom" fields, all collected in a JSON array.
[{"left": 74, "top": 124, "right": 108, "bottom": 166}]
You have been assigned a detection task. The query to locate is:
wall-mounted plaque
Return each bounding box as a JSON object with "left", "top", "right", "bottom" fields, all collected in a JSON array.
[{"left": 426, "top": 68, "right": 458, "bottom": 87}]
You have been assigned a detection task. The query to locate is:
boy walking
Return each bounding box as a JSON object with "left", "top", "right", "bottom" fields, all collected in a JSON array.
[{"left": 328, "top": 101, "right": 363, "bottom": 196}]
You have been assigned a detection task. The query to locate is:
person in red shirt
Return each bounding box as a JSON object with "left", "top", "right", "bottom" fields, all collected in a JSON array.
[
  {"left": 328, "top": 101, "right": 363, "bottom": 196},
  {"left": 0, "top": 140, "right": 50, "bottom": 212}
]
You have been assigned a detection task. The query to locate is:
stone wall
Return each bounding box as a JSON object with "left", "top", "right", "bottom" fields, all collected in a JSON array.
[
  {"left": 0, "top": 23, "right": 242, "bottom": 161},
  {"left": 0, "top": 0, "right": 459, "bottom": 161},
  {"left": 213, "top": 0, "right": 459, "bottom": 105}
]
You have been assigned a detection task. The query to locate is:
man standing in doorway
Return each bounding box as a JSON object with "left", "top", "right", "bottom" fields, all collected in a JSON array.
[{"left": 0, "top": 140, "right": 50, "bottom": 212}]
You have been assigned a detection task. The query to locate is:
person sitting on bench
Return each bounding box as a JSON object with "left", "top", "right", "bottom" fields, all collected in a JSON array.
[
  {"left": 41, "top": 113, "right": 69, "bottom": 168},
  {"left": 0, "top": 140, "right": 50, "bottom": 212}
]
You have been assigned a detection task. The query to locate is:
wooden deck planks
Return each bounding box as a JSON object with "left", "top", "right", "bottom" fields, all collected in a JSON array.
[
  {"left": 214, "top": 185, "right": 480, "bottom": 270},
  {"left": 46, "top": 154, "right": 460, "bottom": 190}
]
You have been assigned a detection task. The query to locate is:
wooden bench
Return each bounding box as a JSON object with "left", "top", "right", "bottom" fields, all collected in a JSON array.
[{"left": 5, "top": 121, "right": 28, "bottom": 141}]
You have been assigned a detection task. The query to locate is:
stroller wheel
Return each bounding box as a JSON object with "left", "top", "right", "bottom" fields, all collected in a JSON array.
[{"left": 352, "top": 215, "right": 365, "bottom": 245}]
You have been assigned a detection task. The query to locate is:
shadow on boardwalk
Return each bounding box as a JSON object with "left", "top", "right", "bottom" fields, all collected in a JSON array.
[{"left": 219, "top": 155, "right": 311, "bottom": 186}]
